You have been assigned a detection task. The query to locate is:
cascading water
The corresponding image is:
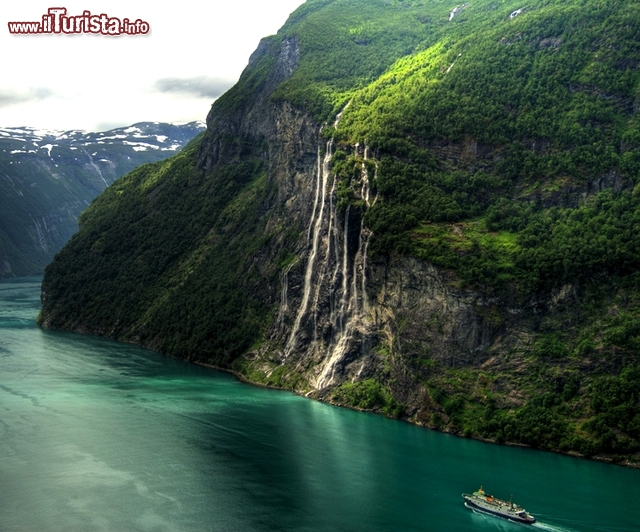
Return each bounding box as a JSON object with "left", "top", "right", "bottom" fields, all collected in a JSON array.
[
  {"left": 280, "top": 110, "right": 377, "bottom": 390},
  {"left": 84, "top": 149, "right": 109, "bottom": 187},
  {"left": 315, "top": 148, "right": 376, "bottom": 389},
  {"left": 276, "top": 260, "right": 296, "bottom": 327},
  {"left": 284, "top": 142, "right": 333, "bottom": 358}
]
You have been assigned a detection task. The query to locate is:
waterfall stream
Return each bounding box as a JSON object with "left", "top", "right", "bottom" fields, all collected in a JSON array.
[
  {"left": 284, "top": 143, "right": 333, "bottom": 358},
  {"left": 84, "top": 149, "right": 109, "bottom": 187},
  {"left": 29, "top": 214, "right": 48, "bottom": 252},
  {"left": 282, "top": 111, "right": 376, "bottom": 389},
  {"left": 315, "top": 149, "right": 374, "bottom": 389}
]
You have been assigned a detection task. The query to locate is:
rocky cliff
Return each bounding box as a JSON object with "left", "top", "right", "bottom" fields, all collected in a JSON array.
[{"left": 39, "top": 0, "right": 640, "bottom": 465}]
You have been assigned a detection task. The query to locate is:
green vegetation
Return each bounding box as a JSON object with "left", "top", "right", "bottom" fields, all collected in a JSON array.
[
  {"left": 274, "top": 0, "right": 452, "bottom": 120},
  {"left": 0, "top": 124, "right": 204, "bottom": 278},
  {"left": 334, "top": 0, "right": 640, "bottom": 288},
  {"left": 411, "top": 220, "right": 520, "bottom": 288},
  {"left": 40, "top": 142, "right": 278, "bottom": 366},
  {"left": 39, "top": 0, "right": 640, "bottom": 463},
  {"left": 322, "top": 1, "right": 640, "bottom": 462},
  {"left": 333, "top": 379, "right": 403, "bottom": 417},
  {"left": 424, "top": 359, "right": 640, "bottom": 458}
]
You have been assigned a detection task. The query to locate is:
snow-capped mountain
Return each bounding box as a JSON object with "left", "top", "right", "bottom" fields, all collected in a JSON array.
[{"left": 0, "top": 121, "right": 205, "bottom": 277}]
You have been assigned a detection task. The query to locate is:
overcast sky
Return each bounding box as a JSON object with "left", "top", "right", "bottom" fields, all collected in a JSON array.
[{"left": 0, "top": 1, "right": 305, "bottom": 132}]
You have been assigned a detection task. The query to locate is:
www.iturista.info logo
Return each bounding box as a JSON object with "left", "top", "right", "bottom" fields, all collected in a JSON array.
[{"left": 8, "top": 7, "right": 150, "bottom": 35}]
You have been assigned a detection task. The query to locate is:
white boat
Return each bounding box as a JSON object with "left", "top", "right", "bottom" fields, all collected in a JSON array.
[{"left": 462, "top": 486, "right": 536, "bottom": 524}]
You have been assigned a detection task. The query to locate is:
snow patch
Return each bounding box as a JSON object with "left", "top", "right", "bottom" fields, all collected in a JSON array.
[
  {"left": 161, "top": 143, "right": 181, "bottom": 151},
  {"left": 32, "top": 128, "right": 68, "bottom": 138},
  {"left": 3, "top": 128, "right": 31, "bottom": 136},
  {"left": 41, "top": 144, "right": 55, "bottom": 156},
  {"left": 98, "top": 134, "right": 128, "bottom": 140},
  {"left": 123, "top": 141, "right": 160, "bottom": 150}
]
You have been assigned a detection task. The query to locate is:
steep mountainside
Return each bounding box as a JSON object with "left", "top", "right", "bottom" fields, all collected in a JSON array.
[
  {"left": 0, "top": 121, "right": 204, "bottom": 277},
  {"left": 40, "top": 0, "right": 640, "bottom": 465}
]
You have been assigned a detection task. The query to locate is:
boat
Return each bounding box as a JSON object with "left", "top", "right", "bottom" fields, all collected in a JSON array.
[{"left": 462, "top": 486, "right": 536, "bottom": 524}]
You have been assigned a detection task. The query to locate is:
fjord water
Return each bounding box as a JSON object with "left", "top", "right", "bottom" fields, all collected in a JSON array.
[{"left": 1, "top": 278, "right": 637, "bottom": 532}]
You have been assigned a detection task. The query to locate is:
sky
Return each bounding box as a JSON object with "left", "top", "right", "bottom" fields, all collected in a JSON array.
[{"left": 0, "top": 1, "right": 305, "bottom": 132}]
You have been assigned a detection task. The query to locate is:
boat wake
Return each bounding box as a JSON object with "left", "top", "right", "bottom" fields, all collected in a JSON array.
[
  {"left": 534, "top": 519, "right": 630, "bottom": 532},
  {"left": 467, "top": 504, "right": 580, "bottom": 532},
  {"left": 532, "top": 522, "right": 579, "bottom": 532}
]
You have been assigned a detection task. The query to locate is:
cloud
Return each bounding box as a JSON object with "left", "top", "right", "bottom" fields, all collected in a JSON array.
[
  {"left": 94, "top": 121, "right": 132, "bottom": 133},
  {"left": 153, "top": 76, "right": 234, "bottom": 99},
  {"left": 0, "top": 87, "right": 53, "bottom": 108}
]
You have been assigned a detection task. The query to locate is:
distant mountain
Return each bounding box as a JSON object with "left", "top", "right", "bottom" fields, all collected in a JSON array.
[{"left": 0, "top": 121, "right": 205, "bottom": 277}]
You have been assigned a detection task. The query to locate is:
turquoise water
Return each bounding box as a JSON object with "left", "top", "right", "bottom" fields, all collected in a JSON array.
[{"left": 0, "top": 278, "right": 638, "bottom": 532}]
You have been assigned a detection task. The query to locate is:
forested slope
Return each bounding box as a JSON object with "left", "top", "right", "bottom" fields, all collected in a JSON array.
[
  {"left": 40, "top": 0, "right": 640, "bottom": 465},
  {"left": 0, "top": 122, "right": 204, "bottom": 277}
]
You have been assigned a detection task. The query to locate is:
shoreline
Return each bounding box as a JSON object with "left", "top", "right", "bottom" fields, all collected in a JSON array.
[
  {"left": 192, "top": 360, "right": 640, "bottom": 470},
  {"left": 32, "top": 302, "right": 640, "bottom": 471}
]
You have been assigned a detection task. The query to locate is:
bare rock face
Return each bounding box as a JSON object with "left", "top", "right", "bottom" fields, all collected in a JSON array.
[
  {"left": 191, "top": 37, "right": 530, "bottom": 405},
  {"left": 193, "top": 38, "right": 387, "bottom": 392},
  {"left": 258, "top": 135, "right": 381, "bottom": 391},
  {"left": 370, "top": 256, "right": 494, "bottom": 367}
]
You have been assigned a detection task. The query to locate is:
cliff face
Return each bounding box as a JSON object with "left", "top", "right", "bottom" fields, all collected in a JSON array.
[
  {"left": 40, "top": 0, "right": 640, "bottom": 465},
  {"left": 193, "top": 37, "right": 384, "bottom": 390}
]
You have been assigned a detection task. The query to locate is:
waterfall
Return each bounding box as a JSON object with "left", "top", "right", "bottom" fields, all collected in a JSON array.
[
  {"left": 84, "top": 149, "right": 109, "bottom": 188},
  {"left": 276, "top": 261, "right": 296, "bottom": 327},
  {"left": 316, "top": 158, "right": 374, "bottom": 389},
  {"left": 360, "top": 147, "right": 378, "bottom": 311},
  {"left": 30, "top": 215, "right": 48, "bottom": 252},
  {"left": 284, "top": 141, "right": 333, "bottom": 358},
  {"left": 280, "top": 109, "right": 376, "bottom": 389}
]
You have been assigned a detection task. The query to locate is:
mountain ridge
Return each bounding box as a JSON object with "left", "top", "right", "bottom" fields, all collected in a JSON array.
[
  {"left": 39, "top": 0, "right": 640, "bottom": 466},
  {"left": 0, "top": 121, "right": 205, "bottom": 277}
]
